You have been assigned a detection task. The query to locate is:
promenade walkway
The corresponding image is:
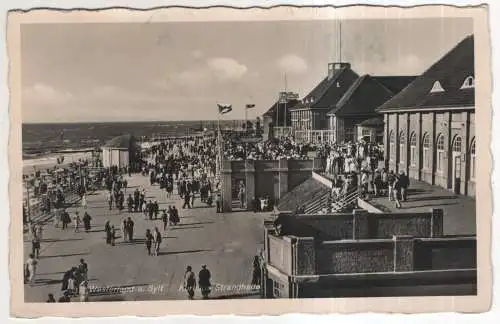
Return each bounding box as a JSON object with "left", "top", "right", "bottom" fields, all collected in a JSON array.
[
  {"left": 23, "top": 174, "right": 269, "bottom": 302},
  {"left": 366, "top": 180, "right": 476, "bottom": 236}
]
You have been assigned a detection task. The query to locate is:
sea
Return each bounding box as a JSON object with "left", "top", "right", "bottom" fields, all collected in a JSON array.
[
  {"left": 22, "top": 120, "right": 247, "bottom": 174},
  {"left": 22, "top": 120, "right": 246, "bottom": 155}
]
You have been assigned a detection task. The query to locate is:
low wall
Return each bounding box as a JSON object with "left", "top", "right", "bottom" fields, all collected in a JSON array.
[
  {"left": 294, "top": 269, "right": 477, "bottom": 298},
  {"left": 316, "top": 239, "right": 394, "bottom": 274},
  {"left": 414, "top": 237, "right": 477, "bottom": 270},
  {"left": 221, "top": 158, "right": 323, "bottom": 212},
  {"left": 281, "top": 208, "right": 444, "bottom": 241},
  {"left": 265, "top": 224, "right": 476, "bottom": 276}
]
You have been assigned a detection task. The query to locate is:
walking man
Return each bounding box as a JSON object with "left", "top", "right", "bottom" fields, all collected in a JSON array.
[{"left": 198, "top": 265, "right": 211, "bottom": 300}]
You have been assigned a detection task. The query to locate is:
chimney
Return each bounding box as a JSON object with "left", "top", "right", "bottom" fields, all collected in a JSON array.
[{"left": 328, "top": 62, "right": 351, "bottom": 80}]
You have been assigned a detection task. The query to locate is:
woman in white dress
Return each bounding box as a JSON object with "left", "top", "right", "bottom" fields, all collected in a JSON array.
[{"left": 81, "top": 194, "right": 87, "bottom": 210}]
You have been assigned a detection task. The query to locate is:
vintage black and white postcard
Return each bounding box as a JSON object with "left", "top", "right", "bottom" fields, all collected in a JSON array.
[{"left": 7, "top": 4, "right": 492, "bottom": 317}]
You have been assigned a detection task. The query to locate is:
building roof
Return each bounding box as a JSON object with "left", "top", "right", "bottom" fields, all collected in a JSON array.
[
  {"left": 290, "top": 65, "right": 359, "bottom": 111},
  {"left": 373, "top": 76, "right": 417, "bottom": 94},
  {"left": 263, "top": 99, "right": 300, "bottom": 117},
  {"left": 377, "top": 35, "right": 474, "bottom": 113},
  {"left": 328, "top": 75, "right": 395, "bottom": 117},
  {"left": 103, "top": 134, "right": 135, "bottom": 149},
  {"left": 357, "top": 116, "right": 385, "bottom": 127}
]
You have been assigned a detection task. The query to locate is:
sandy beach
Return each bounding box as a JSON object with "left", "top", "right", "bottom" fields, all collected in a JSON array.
[{"left": 22, "top": 152, "right": 93, "bottom": 175}]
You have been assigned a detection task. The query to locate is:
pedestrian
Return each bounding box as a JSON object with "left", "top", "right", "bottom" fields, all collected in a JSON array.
[
  {"left": 25, "top": 253, "right": 38, "bottom": 285},
  {"left": 121, "top": 219, "right": 128, "bottom": 242},
  {"left": 104, "top": 220, "right": 112, "bottom": 245},
  {"left": 399, "top": 171, "right": 410, "bottom": 202},
  {"left": 46, "top": 293, "right": 56, "bottom": 303},
  {"left": 182, "top": 190, "right": 191, "bottom": 209},
  {"left": 152, "top": 227, "right": 162, "bottom": 256},
  {"left": 73, "top": 211, "right": 81, "bottom": 232},
  {"left": 126, "top": 217, "right": 135, "bottom": 241},
  {"left": 215, "top": 192, "right": 222, "bottom": 213},
  {"left": 78, "top": 258, "right": 89, "bottom": 281},
  {"left": 61, "top": 267, "right": 75, "bottom": 292},
  {"left": 31, "top": 228, "right": 41, "bottom": 259},
  {"left": 184, "top": 265, "right": 196, "bottom": 300},
  {"left": 145, "top": 229, "right": 153, "bottom": 256},
  {"left": 251, "top": 255, "right": 261, "bottom": 286},
  {"left": 387, "top": 170, "right": 396, "bottom": 201},
  {"left": 148, "top": 200, "right": 155, "bottom": 220},
  {"left": 393, "top": 175, "right": 402, "bottom": 209},
  {"left": 62, "top": 209, "right": 71, "bottom": 230},
  {"left": 198, "top": 265, "right": 211, "bottom": 300},
  {"left": 153, "top": 200, "right": 159, "bottom": 219},
  {"left": 81, "top": 194, "right": 87, "bottom": 210},
  {"left": 107, "top": 191, "right": 113, "bottom": 210},
  {"left": 127, "top": 194, "right": 134, "bottom": 212},
  {"left": 162, "top": 209, "right": 169, "bottom": 231},
  {"left": 111, "top": 226, "right": 116, "bottom": 246},
  {"left": 79, "top": 280, "right": 89, "bottom": 302},
  {"left": 82, "top": 211, "right": 92, "bottom": 233}
]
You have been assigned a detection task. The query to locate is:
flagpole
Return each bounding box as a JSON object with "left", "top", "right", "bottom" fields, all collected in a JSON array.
[
  {"left": 284, "top": 73, "right": 288, "bottom": 129},
  {"left": 244, "top": 105, "right": 247, "bottom": 133}
]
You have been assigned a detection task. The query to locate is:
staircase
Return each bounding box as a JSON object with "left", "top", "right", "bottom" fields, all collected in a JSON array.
[
  {"left": 303, "top": 191, "right": 331, "bottom": 214},
  {"left": 330, "top": 189, "right": 359, "bottom": 213}
]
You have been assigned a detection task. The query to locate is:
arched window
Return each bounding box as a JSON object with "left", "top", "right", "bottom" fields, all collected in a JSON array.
[
  {"left": 460, "top": 76, "right": 475, "bottom": 89},
  {"left": 399, "top": 131, "right": 406, "bottom": 163},
  {"left": 436, "top": 134, "right": 445, "bottom": 172},
  {"left": 470, "top": 138, "right": 476, "bottom": 179},
  {"left": 422, "top": 133, "right": 431, "bottom": 170},
  {"left": 389, "top": 131, "right": 395, "bottom": 162},
  {"left": 409, "top": 132, "right": 417, "bottom": 166}
]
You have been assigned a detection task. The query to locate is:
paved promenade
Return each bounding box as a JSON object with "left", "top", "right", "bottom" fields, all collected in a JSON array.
[
  {"left": 23, "top": 174, "right": 269, "bottom": 302},
  {"left": 366, "top": 180, "right": 476, "bottom": 236}
]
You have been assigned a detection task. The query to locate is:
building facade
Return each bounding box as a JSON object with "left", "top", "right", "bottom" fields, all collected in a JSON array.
[
  {"left": 377, "top": 35, "right": 475, "bottom": 197},
  {"left": 326, "top": 75, "right": 413, "bottom": 143},
  {"left": 290, "top": 62, "right": 359, "bottom": 132}
]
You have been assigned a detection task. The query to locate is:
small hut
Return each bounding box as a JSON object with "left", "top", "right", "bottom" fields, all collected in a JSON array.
[{"left": 102, "top": 134, "right": 137, "bottom": 169}]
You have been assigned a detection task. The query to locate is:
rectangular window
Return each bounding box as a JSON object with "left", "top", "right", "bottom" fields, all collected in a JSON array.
[
  {"left": 399, "top": 144, "right": 405, "bottom": 163},
  {"left": 437, "top": 151, "right": 443, "bottom": 171},
  {"left": 390, "top": 143, "right": 395, "bottom": 162},
  {"left": 423, "top": 148, "right": 430, "bottom": 169},
  {"left": 410, "top": 147, "right": 417, "bottom": 166}
]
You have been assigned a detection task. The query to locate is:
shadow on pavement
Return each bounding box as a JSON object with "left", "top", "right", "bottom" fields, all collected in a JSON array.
[
  {"left": 42, "top": 238, "right": 84, "bottom": 243},
  {"left": 169, "top": 226, "right": 204, "bottom": 230},
  {"left": 159, "top": 249, "right": 212, "bottom": 256},
  {"left": 177, "top": 221, "right": 214, "bottom": 226},
  {"left": 40, "top": 252, "right": 90, "bottom": 259}
]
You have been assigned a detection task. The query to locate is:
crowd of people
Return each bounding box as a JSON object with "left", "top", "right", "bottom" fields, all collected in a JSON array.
[
  {"left": 25, "top": 129, "right": 415, "bottom": 302},
  {"left": 320, "top": 140, "right": 410, "bottom": 209},
  {"left": 222, "top": 136, "right": 318, "bottom": 161}
]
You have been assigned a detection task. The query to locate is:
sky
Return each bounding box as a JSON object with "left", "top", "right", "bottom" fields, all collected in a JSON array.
[{"left": 21, "top": 18, "right": 473, "bottom": 123}]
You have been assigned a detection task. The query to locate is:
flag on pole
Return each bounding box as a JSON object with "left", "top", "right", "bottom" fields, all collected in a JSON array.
[
  {"left": 218, "top": 104, "right": 233, "bottom": 115},
  {"left": 245, "top": 104, "right": 256, "bottom": 109}
]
